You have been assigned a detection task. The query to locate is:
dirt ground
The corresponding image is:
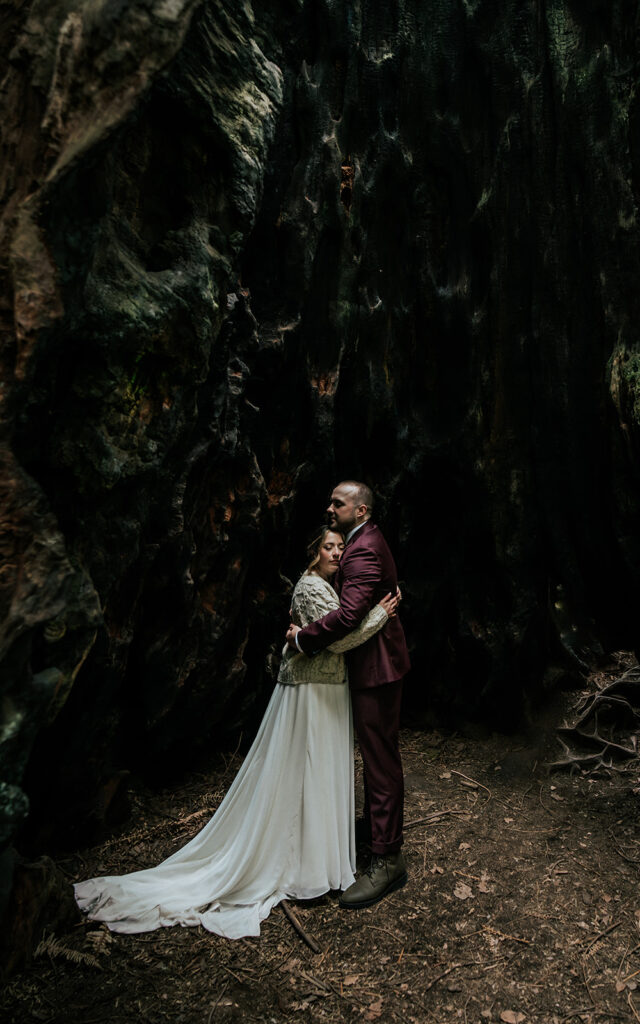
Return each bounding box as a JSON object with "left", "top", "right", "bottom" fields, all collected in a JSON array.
[{"left": 3, "top": 654, "right": 640, "bottom": 1024}]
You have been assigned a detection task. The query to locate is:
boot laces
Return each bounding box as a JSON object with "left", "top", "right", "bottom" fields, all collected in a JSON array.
[{"left": 367, "top": 854, "right": 387, "bottom": 878}]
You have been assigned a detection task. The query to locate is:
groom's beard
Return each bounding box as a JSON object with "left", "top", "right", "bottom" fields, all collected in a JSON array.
[{"left": 328, "top": 513, "right": 355, "bottom": 531}]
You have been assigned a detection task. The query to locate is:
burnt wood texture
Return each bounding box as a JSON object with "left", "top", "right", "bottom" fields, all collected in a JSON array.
[{"left": 1, "top": 0, "right": 639, "bottom": 957}]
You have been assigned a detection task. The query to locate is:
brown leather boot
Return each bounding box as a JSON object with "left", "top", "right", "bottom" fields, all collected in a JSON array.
[{"left": 339, "top": 852, "right": 407, "bottom": 909}]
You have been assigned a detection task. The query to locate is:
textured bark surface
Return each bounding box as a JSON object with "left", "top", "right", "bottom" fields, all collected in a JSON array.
[{"left": 1, "top": 0, "right": 639, "bottom": 921}]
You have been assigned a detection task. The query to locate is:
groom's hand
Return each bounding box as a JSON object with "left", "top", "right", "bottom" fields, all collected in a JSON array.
[{"left": 286, "top": 624, "right": 301, "bottom": 649}]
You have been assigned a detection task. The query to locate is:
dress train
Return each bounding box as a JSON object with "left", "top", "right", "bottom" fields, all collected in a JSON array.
[{"left": 74, "top": 681, "right": 355, "bottom": 939}]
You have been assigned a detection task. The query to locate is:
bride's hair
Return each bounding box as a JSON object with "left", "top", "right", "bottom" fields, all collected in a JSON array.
[{"left": 305, "top": 525, "right": 343, "bottom": 573}]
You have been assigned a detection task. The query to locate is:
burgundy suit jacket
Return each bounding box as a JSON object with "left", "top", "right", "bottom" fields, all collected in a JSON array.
[{"left": 297, "top": 520, "right": 410, "bottom": 689}]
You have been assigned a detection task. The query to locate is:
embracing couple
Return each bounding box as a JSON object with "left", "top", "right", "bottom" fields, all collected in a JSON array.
[
  {"left": 282, "top": 480, "right": 410, "bottom": 909},
  {"left": 74, "top": 481, "right": 410, "bottom": 939}
]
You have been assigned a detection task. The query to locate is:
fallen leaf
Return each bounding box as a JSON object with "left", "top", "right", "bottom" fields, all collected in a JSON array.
[
  {"left": 458, "top": 842, "right": 471, "bottom": 851},
  {"left": 343, "top": 975, "right": 359, "bottom": 986},
  {"left": 454, "top": 881, "right": 473, "bottom": 900},
  {"left": 504, "top": 817, "right": 514, "bottom": 824},
  {"left": 478, "top": 877, "right": 491, "bottom": 894},
  {"left": 440, "top": 772, "right": 452, "bottom": 779},
  {"left": 549, "top": 792, "right": 564, "bottom": 802},
  {"left": 431, "top": 864, "right": 444, "bottom": 875},
  {"left": 366, "top": 998, "right": 384, "bottom": 1020},
  {"left": 500, "top": 1012, "right": 526, "bottom": 1024}
]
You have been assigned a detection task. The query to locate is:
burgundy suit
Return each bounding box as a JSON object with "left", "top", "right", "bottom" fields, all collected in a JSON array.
[{"left": 297, "top": 521, "right": 410, "bottom": 853}]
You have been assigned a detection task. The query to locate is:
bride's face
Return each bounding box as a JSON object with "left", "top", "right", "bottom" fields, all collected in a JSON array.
[{"left": 316, "top": 531, "right": 345, "bottom": 579}]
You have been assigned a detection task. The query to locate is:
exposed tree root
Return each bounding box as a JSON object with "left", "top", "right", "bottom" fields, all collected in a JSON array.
[{"left": 550, "top": 664, "right": 640, "bottom": 772}]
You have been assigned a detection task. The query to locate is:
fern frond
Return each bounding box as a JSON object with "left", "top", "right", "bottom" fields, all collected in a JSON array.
[{"left": 35, "top": 934, "right": 102, "bottom": 969}]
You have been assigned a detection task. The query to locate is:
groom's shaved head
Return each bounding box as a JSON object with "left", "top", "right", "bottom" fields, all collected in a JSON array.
[
  {"left": 327, "top": 481, "right": 374, "bottom": 532},
  {"left": 337, "top": 480, "right": 374, "bottom": 513}
]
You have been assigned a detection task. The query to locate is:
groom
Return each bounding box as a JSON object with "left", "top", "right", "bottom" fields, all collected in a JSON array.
[{"left": 286, "top": 481, "right": 410, "bottom": 908}]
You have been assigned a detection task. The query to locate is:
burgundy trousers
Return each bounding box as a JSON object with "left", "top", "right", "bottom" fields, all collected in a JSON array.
[{"left": 351, "top": 678, "right": 404, "bottom": 855}]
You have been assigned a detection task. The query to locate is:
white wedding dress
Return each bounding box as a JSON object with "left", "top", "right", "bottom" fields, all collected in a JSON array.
[{"left": 74, "top": 573, "right": 386, "bottom": 939}]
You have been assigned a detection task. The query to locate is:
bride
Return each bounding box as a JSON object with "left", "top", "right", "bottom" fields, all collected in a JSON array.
[{"left": 74, "top": 527, "right": 397, "bottom": 939}]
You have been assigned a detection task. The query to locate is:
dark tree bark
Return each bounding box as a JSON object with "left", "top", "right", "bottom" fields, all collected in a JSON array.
[{"left": 1, "top": 0, "right": 640, "bottom": 963}]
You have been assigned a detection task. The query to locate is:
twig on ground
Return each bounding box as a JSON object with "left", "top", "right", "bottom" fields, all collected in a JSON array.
[
  {"left": 561, "top": 1010, "right": 628, "bottom": 1022},
  {"left": 453, "top": 869, "right": 485, "bottom": 882},
  {"left": 423, "top": 960, "right": 478, "bottom": 993},
  {"left": 256, "top": 944, "right": 296, "bottom": 979},
  {"left": 404, "top": 809, "right": 468, "bottom": 829},
  {"left": 207, "top": 980, "right": 229, "bottom": 1024},
  {"left": 538, "top": 783, "right": 568, "bottom": 819},
  {"left": 364, "top": 923, "right": 406, "bottom": 943},
  {"left": 482, "top": 926, "right": 532, "bottom": 946},
  {"left": 581, "top": 920, "right": 621, "bottom": 954},
  {"left": 617, "top": 941, "right": 633, "bottom": 979},
  {"left": 463, "top": 993, "right": 471, "bottom": 1024},
  {"left": 482, "top": 958, "right": 508, "bottom": 972},
  {"left": 281, "top": 900, "right": 321, "bottom": 954},
  {"left": 221, "top": 964, "right": 246, "bottom": 985},
  {"left": 298, "top": 969, "right": 413, "bottom": 1022},
  {"left": 567, "top": 851, "right": 606, "bottom": 878},
  {"left": 609, "top": 833, "right": 640, "bottom": 867},
  {"left": 580, "top": 957, "right": 596, "bottom": 1007},
  {"left": 450, "top": 770, "right": 492, "bottom": 801},
  {"left": 297, "top": 969, "right": 331, "bottom": 993},
  {"left": 316, "top": 947, "right": 330, "bottom": 967}
]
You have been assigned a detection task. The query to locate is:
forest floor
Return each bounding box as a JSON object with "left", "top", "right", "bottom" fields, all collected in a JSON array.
[{"left": 3, "top": 653, "right": 640, "bottom": 1024}]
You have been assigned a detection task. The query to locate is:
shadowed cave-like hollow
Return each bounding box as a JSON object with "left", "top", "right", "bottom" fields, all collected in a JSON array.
[{"left": 1, "top": 0, "right": 640, "bottom": 965}]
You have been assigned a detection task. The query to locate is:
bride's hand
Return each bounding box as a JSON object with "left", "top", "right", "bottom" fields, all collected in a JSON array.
[
  {"left": 286, "top": 624, "right": 301, "bottom": 648},
  {"left": 379, "top": 592, "right": 399, "bottom": 618}
]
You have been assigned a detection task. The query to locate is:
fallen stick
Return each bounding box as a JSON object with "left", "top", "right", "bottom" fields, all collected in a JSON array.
[
  {"left": 281, "top": 899, "right": 321, "bottom": 954},
  {"left": 404, "top": 809, "right": 468, "bottom": 830},
  {"left": 450, "top": 770, "right": 492, "bottom": 799},
  {"left": 581, "top": 920, "right": 621, "bottom": 954},
  {"left": 206, "top": 980, "right": 229, "bottom": 1024},
  {"left": 423, "top": 960, "right": 478, "bottom": 992},
  {"left": 297, "top": 969, "right": 331, "bottom": 992},
  {"left": 482, "top": 925, "right": 532, "bottom": 946}
]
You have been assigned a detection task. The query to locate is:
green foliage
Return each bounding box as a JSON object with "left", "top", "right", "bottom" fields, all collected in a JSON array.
[{"left": 621, "top": 351, "right": 640, "bottom": 424}]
